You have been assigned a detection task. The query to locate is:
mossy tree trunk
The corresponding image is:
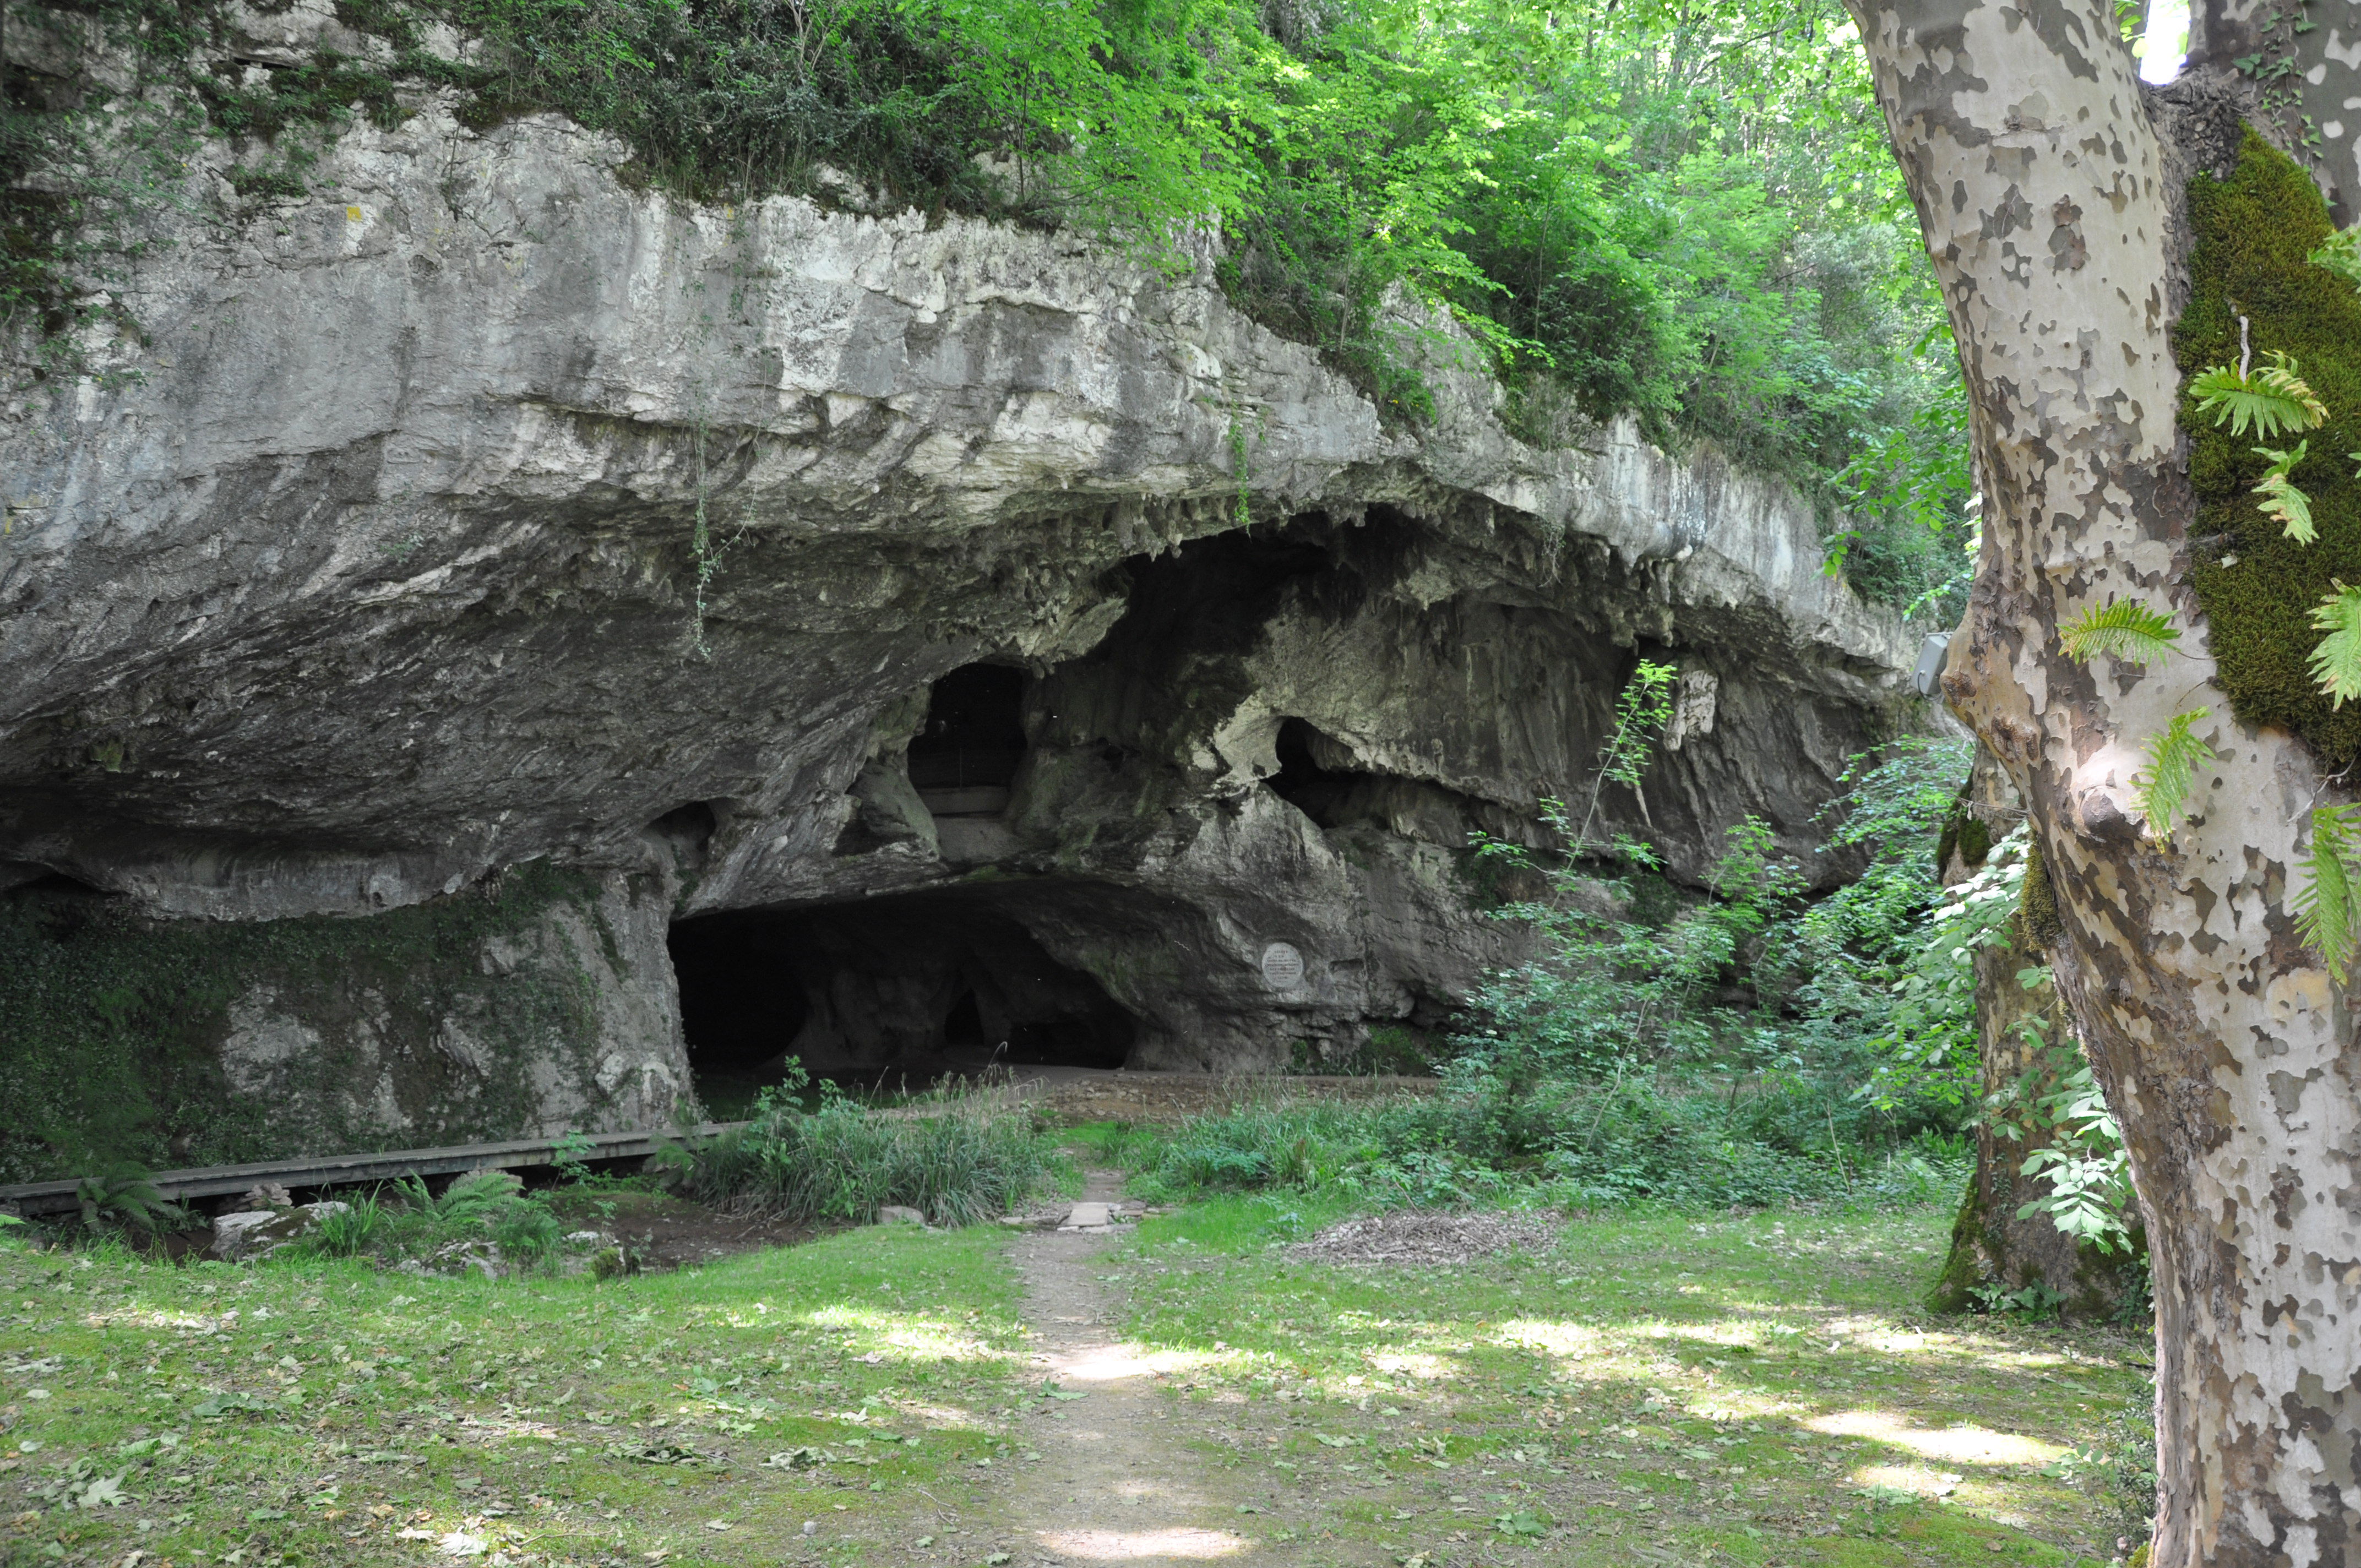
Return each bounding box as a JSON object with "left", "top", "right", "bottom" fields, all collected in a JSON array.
[
  {"left": 1846, "top": 3, "right": 2358, "bottom": 1561},
  {"left": 1931, "top": 914, "right": 2142, "bottom": 1317},
  {"left": 1932, "top": 749, "right": 2142, "bottom": 1319}
]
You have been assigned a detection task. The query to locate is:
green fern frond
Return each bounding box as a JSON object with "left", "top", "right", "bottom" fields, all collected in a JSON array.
[
  {"left": 2256, "top": 439, "right": 2309, "bottom": 478},
  {"left": 2059, "top": 599, "right": 2180, "bottom": 666},
  {"left": 2295, "top": 804, "right": 2361, "bottom": 969},
  {"left": 2309, "top": 582, "right": 2361, "bottom": 707},
  {"left": 2190, "top": 351, "right": 2330, "bottom": 438},
  {"left": 2257, "top": 469, "right": 2318, "bottom": 544},
  {"left": 2253, "top": 351, "right": 2332, "bottom": 426},
  {"left": 2310, "top": 225, "right": 2361, "bottom": 289},
  {"left": 2131, "top": 709, "right": 2217, "bottom": 841}
]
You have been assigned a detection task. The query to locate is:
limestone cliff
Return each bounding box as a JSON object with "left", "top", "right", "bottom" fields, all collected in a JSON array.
[{"left": 0, "top": 100, "right": 1925, "bottom": 1175}]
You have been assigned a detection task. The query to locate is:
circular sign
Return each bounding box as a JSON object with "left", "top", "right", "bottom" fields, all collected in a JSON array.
[{"left": 1260, "top": 942, "right": 1306, "bottom": 991}]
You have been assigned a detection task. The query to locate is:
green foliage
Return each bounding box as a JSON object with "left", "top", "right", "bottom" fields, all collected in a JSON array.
[
  {"left": 2083, "top": 1385, "right": 2161, "bottom": 1559},
  {"left": 1102, "top": 1084, "right": 1947, "bottom": 1214},
  {"left": 2294, "top": 804, "right": 2361, "bottom": 969},
  {"left": 72, "top": 1168, "right": 186, "bottom": 1236},
  {"left": 2131, "top": 710, "right": 2217, "bottom": 841},
  {"left": 2188, "top": 351, "right": 2329, "bottom": 439},
  {"left": 2307, "top": 582, "right": 2361, "bottom": 706},
  {"left": 1971, "top": 1280, "right": 2066, "bottom": 1320},
  {"left": 2308, "top": 224, "right": 2361, "bottom": 289},
  {"left": 1858, "top": 825, "right": 2026, "bottom": 1115},
  {"left": 1934, "top": 793, "right": 1993, "bottom": 874},
  {"left": 2254, "top": 442, "right": 2317, "bottom": 543},
  {"left": 2059, "top": 600, "right": 2181, "bottom": 667},
  {"left": 303, "top": 1169, "right": 575, "bottom": 1271},
  {"left": 395, "top": 1168, "right": 525, "bottom": 1226},
  {"left": 309, "top": 1191, "right": 391, "bottom": 1258},
  {"left": 680, "top": 1085, "right": 1057, "bottom": 1226},
  {"left": 1573, "top": 661, "right": 1678, "bottom": 850},
  {"left": 1998, "top": 1037, "right": 2136, "bottom": 1255},
  {"left": 1472, "top": 805, "right": 1805, "bottom": 1077},
  {"left": 2182, "top": 132, "right": 2361, "bottom": 768}
]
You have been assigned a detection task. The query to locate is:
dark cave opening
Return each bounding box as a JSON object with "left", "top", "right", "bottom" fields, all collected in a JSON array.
[
  {"left": 668, "top": 918, "right": 814, "bottom": 1115},
  {"left": 1267, "top": 716, "right": 1367, "bottom": 829},
  {"left": 907, "top": 663, "right": 1027, "bottom": 817},
  {"left": 668, "top": 889, "right": 1136, "bottom": 1110}
]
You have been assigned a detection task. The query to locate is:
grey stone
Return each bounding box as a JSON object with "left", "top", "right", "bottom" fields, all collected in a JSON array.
[
  {"left": 877, "top": 1206, "right": 927, "bottom": 1226},
  {"left": 209, "top": 1199, "right": 347, "bottom": 1261}
]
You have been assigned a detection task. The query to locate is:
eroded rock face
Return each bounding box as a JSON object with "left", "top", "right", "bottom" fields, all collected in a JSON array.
[{"left": 0, "top": 104, "right": 1923, "bottom": 1163}]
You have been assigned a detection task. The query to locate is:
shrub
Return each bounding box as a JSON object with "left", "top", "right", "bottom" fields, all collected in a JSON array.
[{"left": 1107, "top": 1077, "right": 1916, "bottom": 1213}]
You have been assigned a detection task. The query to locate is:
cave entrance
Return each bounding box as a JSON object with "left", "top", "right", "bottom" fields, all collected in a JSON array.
[
  {"left": 668, "top": 918, "right": 814, "bottom": 1118},
  {"left": 668, "top": 889, "right": 1135, "bottom": 1107},
  {"left": 1269, "top": 716, "right": 1365, "bottom": 828},
  {"left": 908, "top": 663, "right": 1027, "bottom": 818}
]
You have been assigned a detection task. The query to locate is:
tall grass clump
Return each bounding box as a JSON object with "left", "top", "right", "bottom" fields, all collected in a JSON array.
[{"left": 678, "top": 1088, "right": 1059, "bottom": 1227}]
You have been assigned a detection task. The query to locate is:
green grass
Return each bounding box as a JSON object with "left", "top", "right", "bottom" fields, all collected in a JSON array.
[
  {"left": 0, "top": 1177, "right": 2149, "bottom": 1568},
  {"left": 1097, "top": 1194, "right": 2148, "bottom": 1565},
  {"left": 0, "top": 1223, "right": 1036, "bottom": 1567}
]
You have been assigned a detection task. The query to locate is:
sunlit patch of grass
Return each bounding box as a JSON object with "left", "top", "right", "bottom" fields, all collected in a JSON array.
[
  {"left": 0, "top": 1223, "right": 1033, "bottom": 1568},
  {"left": 1105, "top": 1196, "right": 2142, "bottom": 1566},
  {"left": 1809, "top": 1411, "right": 2064, "bottom": 1467}
]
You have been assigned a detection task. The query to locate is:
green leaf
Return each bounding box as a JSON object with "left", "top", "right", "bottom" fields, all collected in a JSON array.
[
  {"left": 2059, "top": 600, "right": 2180, "bottom": 666},
  {"left": 2310, "top": 224, "right": 2361, "bottom": 289},
  {"left": 2131, "top": 710, "right": 2218, "bottom": 841},
  {"left": 2295, "top": 804, "right": 2361, "bottom": 968},
  {"left": 2309, "top": 582, "right": 2361, "bottom": 707},
  {"left": 2189, "top": 351, "right": 2329, "bottom": 438},
  {"left": 2257, "top": 470, "right": 2318, "bottom": 543},
  {"left": 2254, "top": 440, "right": 2317, "bottom": 543}
]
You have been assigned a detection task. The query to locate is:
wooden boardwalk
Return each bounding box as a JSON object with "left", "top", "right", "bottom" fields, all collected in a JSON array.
[{"left": 0, "top": 1123, "right": 743, "bottom": 1217}]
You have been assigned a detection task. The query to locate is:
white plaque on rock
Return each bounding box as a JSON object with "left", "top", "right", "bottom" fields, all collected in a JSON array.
[{"left": 1260, "top": 942, "right": 1305, "bottom": 991}]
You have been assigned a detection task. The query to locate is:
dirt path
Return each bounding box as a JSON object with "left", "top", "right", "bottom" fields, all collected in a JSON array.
[{"left": 995, "top": 1169, "right": 1265, "bottom": 1566}]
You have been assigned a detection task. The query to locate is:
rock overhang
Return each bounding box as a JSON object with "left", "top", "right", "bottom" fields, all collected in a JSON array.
[{"left": 0, "top": 102, "right": 1932, "bottom": 1161}]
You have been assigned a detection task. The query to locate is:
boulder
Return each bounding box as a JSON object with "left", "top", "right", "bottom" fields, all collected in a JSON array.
[{"left": 208, "top": 1200, "right": 349, "bottom": 1262}]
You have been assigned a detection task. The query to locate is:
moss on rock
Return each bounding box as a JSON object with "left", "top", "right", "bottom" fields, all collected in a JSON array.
[
  {"left": 2182, "top": 130, "right": 2361, "bottom": 769},
  {"left": 0, "top": 863, "right": 647, "bottom": 1184}
]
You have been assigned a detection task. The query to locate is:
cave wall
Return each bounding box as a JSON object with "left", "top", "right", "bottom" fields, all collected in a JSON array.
[
  {"left": 0, "top": 86, "right": 1928, "bottom": 1169},
  {"left": 0, "top": 864, "right": 682, "bottom": 1182}
]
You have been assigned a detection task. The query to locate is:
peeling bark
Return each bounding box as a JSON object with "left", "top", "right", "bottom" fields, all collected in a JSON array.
[{"left": 1845, "top": 1, "right": 2361, "bottom": 1561}]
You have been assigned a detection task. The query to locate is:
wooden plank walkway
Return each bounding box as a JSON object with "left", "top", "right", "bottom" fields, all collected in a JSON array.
[{"left": 0, "top": 1123, "right": 745, "bottom": 1217}]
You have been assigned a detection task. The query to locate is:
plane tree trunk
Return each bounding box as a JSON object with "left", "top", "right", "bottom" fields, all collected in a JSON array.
[{"left": 1843, "top": 2, "right": 2360, "bottom": 1561}]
